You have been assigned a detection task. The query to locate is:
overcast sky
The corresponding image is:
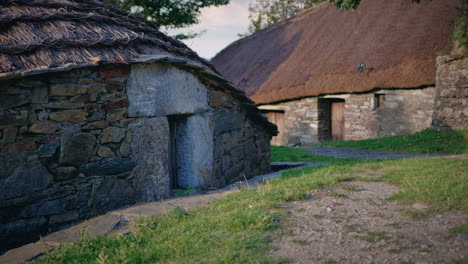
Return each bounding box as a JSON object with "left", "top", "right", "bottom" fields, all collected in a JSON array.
[{"left": 167, "top": 0, "right": 253, "bottom": 60}]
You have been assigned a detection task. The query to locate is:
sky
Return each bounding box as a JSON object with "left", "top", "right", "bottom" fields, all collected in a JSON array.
[{"left": 167, "top": 0, "right": 253, "bottom": 60}]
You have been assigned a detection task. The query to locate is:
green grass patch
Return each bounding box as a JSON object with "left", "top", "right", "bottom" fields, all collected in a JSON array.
[
  {"left": 34, "top": 157, "right": 467, "bottom": 263},
  {"left": 318, "top": 129, "right": 468, "bottom": 154},
  {"left": 271, "top": 145, "right": 364, "bottom": 164},
  {"left": 357, "top": 231, "right": 390, "bottom": 243},
  {"left": 378, "top": 158, "right": 468, "bottom": 213},
  {"left": 449, "top": 223, "right": 468, "bottom": 235}
]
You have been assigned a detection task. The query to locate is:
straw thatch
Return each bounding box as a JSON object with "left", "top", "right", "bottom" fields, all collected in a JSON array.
[
  {"left": 212, "top": 0, "right": 459, "bottom": 104},
  {"left": 0, "top": 0, "right": 208, "bottom": 75},
  {"left": 0, "top": 0, "right": 277, "bottom": 134}
]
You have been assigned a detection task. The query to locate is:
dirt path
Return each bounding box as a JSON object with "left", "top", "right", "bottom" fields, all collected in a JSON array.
[
  {"left": 301, "top": 146, "right": 445, "bottom": 159},
  {"left": 271, "top": 181, "right": 468, "bottom": 264}
]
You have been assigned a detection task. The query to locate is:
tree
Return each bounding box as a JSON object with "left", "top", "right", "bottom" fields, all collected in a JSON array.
[
  {"left": 243, "top": 0, "right": 323, "bottom": 35},
  {"left": 103, "top": 0, "right": 230, "bottom": 39}
]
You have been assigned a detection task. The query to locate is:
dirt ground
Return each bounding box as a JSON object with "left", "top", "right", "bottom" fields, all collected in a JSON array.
[{"left": 271, "top": 181, "right": 468, "bottom": 264}]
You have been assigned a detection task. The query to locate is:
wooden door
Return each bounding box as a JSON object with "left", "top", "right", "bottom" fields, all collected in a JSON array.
[
  {"left": 331, "top": 102, "right": 345, "bottom": 141},
  {"left": 265, "top": 112, "right": 285, "bottom": 146}
]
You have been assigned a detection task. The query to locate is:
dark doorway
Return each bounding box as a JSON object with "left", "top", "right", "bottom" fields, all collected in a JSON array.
[
  {"left": 168, "top": 115, "right": 187, "bottom": 189},
  {"left": 262, "top": 110, "right": 285, "bottom": 146},
  {"left": 330, "top": 100, "right": 345, "bottom": 141}
]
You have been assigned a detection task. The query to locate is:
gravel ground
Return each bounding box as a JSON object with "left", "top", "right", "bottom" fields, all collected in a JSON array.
[
  {"left": 301, "top": 146, "right": 444, "bottom": 160},
  {"left": 271, "top": 181, "right": 468, "bottom": 264}
]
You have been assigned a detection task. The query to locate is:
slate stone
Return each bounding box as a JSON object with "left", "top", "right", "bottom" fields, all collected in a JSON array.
[
  {"left": 50, "top": 84, "right": 87, "bottom": 96},
  {"left": 97, "top": 146, "right": 115, "bottom": 158},
  {"left": 0, "top": 115, "right": 28, "bottom": 129},
  {"left": 101, "top": 92, "right": 127, "bottom": 102},
  {"left": 3, "top": 141, "right": 38, "bottom": 156},
  {"left": 100, "top": 126, "right": 125, "bottom": 143},
  {"left": 21, "top": 199, "right": 69, "bottom": 218},
  {"left": 28, "top": 120, "right": 60, "bottom": 134},
  {"left": 82, "top": 121, "right": 109, "bottom": 130},
  {"left": 38, "top": 141, "right": 59, "bottom": 158},
  {"left": 0, "top": 95, "right": 30, "bottom": 109},
  {"left": 47, "top": 102, "right": 85, "bottom": 109},
  {"left": 129, "top": 117, "right": 170, "bottom": 201},
  {"left": 49, "top": 210, "right": 79, "bottom": 225},
  {"left": 59, "top": 133, "right": 96, "bottom": 166},
  {"left": 54, "top": 167, "right": 79, "bottom": 181},
  {"left": 3, "top": 127, "right": 17, "bottom": 144},
  {"left": 89, "top": 177, "right": 135, "bottom": 213},
  {"left": 127, "top": 64, "right": 208, "bottom": 117},
  {"left": 214, "top": 110, "right": 244, "bottom": 135},
  {"left": 0, "top": 166, "right": 52, "bottom": 200},
  {"left": 49, "top": 110, "right": 87, "bottom": 123},
  {"left": 80, "top": 157, "right": 136, "bottom": 176},
  {"left": 106, "top": 108, "right": 127, "bottom": 122},
  {"left": 31, "top": 86, "right": 48, "bottom": 104},
  {"left": 102, "top": 99, "right": 128, "bottom": 111}
]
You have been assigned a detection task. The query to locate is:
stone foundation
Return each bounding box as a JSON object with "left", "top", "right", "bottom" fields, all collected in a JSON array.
[
  {"left": 432, "top": 55, "right": 468, "bottom": 131},
  {"left": 260, "top": 87, "right": 436, "bottom": 145},
  {"left": 0, "top": 63, "right": 272, "bottom": 251}
]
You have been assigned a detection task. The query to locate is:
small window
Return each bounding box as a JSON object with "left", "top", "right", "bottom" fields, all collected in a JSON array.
[{"left": 375, "top": 94, "right": 385, "bottom": 109}]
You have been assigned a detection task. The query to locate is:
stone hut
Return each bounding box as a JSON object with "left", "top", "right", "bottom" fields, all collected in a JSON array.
[
  {"left": 0, "top": 0, "right": 276, "bottom": 251},
  {"left": 212, "top": 0, "right": 462, "bottom": 146}
]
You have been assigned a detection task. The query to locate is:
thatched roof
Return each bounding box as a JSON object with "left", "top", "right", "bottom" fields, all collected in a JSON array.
[
  {"left": 0, "top": 0, "right": 277, "bottom": 134},
  {"left": 212, "top": 0, "right": 459, "bottom": 105},
  {"left": 0, "top": 0, "right": 212, "bottom": 75}
]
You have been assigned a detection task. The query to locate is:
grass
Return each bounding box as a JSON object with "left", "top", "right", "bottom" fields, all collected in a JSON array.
[
  {"left": 271, "top": 145, "right": 364, "bottom": 164},
  {"left": 317, "top": 129, "right": 468, "bottom": 154},
  {"left": 34, "top": 150, "right": 467, "bottom": 263},
  {"left": 449, "top": 223, "right": 468, "bottom": 235},
  {"left": 357, "top": 231, "right": 390, "bottom": 243},
  {"left": 172, "top": 188, "right": 197, "bottom": 197}
]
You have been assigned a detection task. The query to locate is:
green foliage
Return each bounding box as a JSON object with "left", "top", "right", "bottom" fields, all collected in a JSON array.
[
  {"left": 328, "top": 0, "right": 361, "bottom": 10},
  {"left": 450, "top": 0, "right": 468, "bottom": 55},
  {"left": 242, "top": 0, "right": 428, "bottom": 36},
  {"left": 319, "top": 129, "right": 468, "bottom": 154},
  {"left": 242, "top": 0, "right": 324, "bottom": 36},
  {"left": 330, "top": 0, "right": 423, "bottom": 10},
  {"left": 103, "top": 0, "right": 229, "bottom": 39}
]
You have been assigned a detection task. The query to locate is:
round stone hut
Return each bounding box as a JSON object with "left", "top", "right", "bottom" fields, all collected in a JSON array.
[{"left": 0, "top": 0, "right": 276, "bottom": 251}]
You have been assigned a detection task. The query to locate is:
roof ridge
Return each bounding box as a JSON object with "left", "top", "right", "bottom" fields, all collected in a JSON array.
[{"left": 212, "top": 1, "right": 330, "bottom": 60}]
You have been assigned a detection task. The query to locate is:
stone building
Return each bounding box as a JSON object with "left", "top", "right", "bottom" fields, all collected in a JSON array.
[
  {"left": 0, "top": 0, "right": 276, "bottom": 251},
  {"left": 212, "top": 0, "right": 463, "bottom": 146}
]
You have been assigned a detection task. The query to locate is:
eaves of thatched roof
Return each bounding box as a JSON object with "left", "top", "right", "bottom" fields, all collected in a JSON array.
[
  {"left": 0, "top": 0, "right": 277, "bottom": 134},
  {"left": 211, "top": 0, "right": 459, "bottom": 105}
]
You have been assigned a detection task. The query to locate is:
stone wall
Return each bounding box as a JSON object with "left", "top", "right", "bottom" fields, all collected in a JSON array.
[
  {"left": 0, "top": 63, "right": 272, "bottom": 251},
  {"left": 260, "top": 98, "right": 321, "bottom": 145},
  {"left": 210, "top": 89, "right": 271, "bottom": 186},
  {"left": 344, "top": 87, "right": 435, "bottom": 140},
  {"left": 432, "top": 55, "right": 468, "bottom": 131},
  {"left": 260, "top": 87, "right": 435, "bottom": 145},
  {"left": 0, "top": 66, "right": 135, "bottom": 251}
]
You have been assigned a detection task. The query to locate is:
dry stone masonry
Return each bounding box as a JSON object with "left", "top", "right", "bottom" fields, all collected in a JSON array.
[
  {"left": 0, "top": 63, "right": 273, "bottom": 252},
  {"left": 432, "top": 55, "right": 468, "bottom": 131},
  {"left": 260, "top": 87, "right": 436, "bottom": 146}
]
